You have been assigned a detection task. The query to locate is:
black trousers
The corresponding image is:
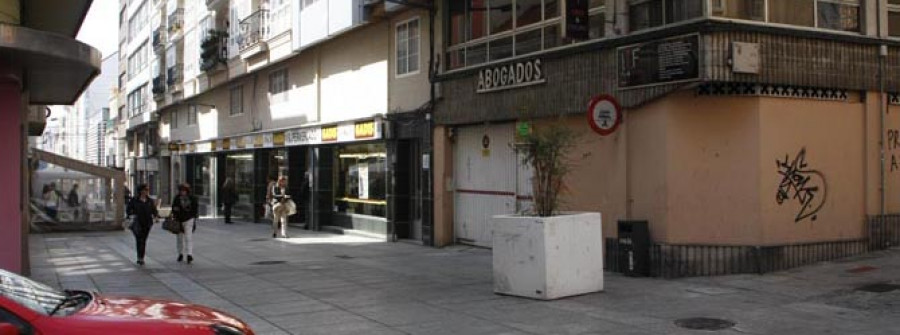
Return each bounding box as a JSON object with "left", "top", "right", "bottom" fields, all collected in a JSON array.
[
  {"left": 224, "top": 204, "right": 233, "bottom": 222},
  {"left": 132, "top": 227, "right": 151, "bottom": 260}
]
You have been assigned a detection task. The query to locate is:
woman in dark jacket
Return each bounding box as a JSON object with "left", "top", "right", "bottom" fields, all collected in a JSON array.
[
  {"left": 127, "top": 184, "right": 158, "bottom": 266},
  {"left": 171, "top": 184, "right": 199, "bottom": 264}
]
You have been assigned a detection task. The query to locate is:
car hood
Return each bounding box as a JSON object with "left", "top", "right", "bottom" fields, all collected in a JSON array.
[{"left": 76, "top": 294, "right": 251, "bottom": 331}]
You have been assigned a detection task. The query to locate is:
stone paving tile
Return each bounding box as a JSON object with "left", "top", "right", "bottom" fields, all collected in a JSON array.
[{"left": 27, "top": 220, "right": 900, "bottom": 335}]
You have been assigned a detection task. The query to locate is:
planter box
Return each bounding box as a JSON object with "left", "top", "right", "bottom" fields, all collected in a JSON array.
[{"left": 492, "top": 212, "right": 603, "bottom": 300}]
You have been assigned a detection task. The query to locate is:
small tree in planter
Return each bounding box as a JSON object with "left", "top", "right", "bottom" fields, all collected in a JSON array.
[
  {"left": 518, "top": 123, "right": 579, "bottom": 217},
  {"left": 493, "top": 121, "right": 604, "bottom": 300}
]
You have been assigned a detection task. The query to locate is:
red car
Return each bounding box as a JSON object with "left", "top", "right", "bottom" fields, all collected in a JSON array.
[{"left": 0, "top": 269, "right": 254, "bottom": 335}]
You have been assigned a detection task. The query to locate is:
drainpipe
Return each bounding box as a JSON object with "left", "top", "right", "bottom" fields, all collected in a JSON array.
[{"left": 878, "top": 0, "right": 886, "bottom": 216}]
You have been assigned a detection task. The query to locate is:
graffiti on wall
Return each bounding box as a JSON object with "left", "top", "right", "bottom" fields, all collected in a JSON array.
[
  {"left": 776, "top": 148, "right": 827, "bottom": 222},
  {"left": 888, "top": 129, "right": 900, "bottom": 172}
]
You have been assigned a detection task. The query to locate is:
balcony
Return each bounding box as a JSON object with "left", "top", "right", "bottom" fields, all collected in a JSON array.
[
  {"left": 238, "top": 9, "right": 269, "bottom": 59},
  {"left": 167, "top": 9, "right": 184, "bottom": 38},
  {"left": 152, "top": 28, "right": 167, "bottom": 52},
  {"left": 206, "top": 0, "right": 227, "bottom": 10},
  {"left": 152, "top": 75, "right": 166, "bottom": 99},
  {"left": 200, "top": 30, "right": 229, "bottom": 73},
  {"left": 166, "top": 66, "right": 182, "bottom": 88}
]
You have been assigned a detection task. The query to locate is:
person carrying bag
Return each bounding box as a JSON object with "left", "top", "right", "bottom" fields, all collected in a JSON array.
[
  {"left": 270, "top": 176, "right": 294, "bottom": 238},
  {"left": 127, "top": 184, "right": 159, "bottom": 266},
  {"left": 171, "top": 184, "right": 199, "bottom": 264}
]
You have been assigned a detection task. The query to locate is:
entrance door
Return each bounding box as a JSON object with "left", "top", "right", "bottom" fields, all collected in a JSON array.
[{"left": 453, "top": 123, "right": 531, "bottom": 247}]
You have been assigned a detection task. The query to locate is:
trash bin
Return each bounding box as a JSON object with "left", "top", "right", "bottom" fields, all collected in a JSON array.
[{"left": 618, "top": 220, "right": 651, "bottom": 277}]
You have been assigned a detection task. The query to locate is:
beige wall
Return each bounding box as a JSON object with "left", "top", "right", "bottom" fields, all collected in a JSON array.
[
  {"left": 758, "top": 95, "right": 866, "bottom": 244},
  {"left": 0, "top": 0, "right": 19, "bottom": 24},
  {"left": 433, "top": 125, "right": 454, "bottom": 247},
  {"left": 319, "top": 22, "right": 389, "bottom": 123},
  {"left": 664, "top": 93, "right": 762, "bottom": 245},
  {"left": 389, "top": 10, "right": 431, "bottom": 113},
  {"left": 626, "top": 96, "right": 671, "bottom": 240}
]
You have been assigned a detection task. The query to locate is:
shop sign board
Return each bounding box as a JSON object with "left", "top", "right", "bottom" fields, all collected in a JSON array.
[
  {"left": 263, "top": 133, "right": 274, "bottom": 147},
  {"left": 354, "top": 121, "right": 376, "bottom": 139},
  {"left": 196, "top": 142, "right": 212, "bottom": 153},
  {"left": 618, "top": 34, "right": 700, "bottom": 89},
  {"left": 476, "top": 58, "right": 545, "bottom": 93},
  {"left": 243, "top": 136, "right": 254, "bottom": 149},
  {"left": 587, "top": 95, "right": 622, "bottom": 136},
  {"left": 321, "top": 126, "right": 338, "bottom": 142},
  {"left": 285, "top": 127, "right": 322, "bottom": 146},
  {"left": 254, "top": 135, "right": 264, "bottom": 148}
]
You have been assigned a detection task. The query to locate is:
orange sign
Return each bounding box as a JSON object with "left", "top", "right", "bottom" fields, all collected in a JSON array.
[
  {"left": 355, "top": 121, "right": 376, "bottom": 139},
  {"left": 321, "top": 126, "right": 338, "bottom": 142}
]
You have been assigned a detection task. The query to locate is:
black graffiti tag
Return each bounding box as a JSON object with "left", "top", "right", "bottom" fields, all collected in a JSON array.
[{"left": 776, "top": 148, "right": 827, "bottom": 222}]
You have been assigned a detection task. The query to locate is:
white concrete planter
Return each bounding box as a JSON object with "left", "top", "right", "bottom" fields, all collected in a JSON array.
[{"left": 492, "top": 212, "right": 603, "bottom": 300}]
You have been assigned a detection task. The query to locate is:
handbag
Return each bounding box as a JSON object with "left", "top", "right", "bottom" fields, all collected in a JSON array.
[{"left": 162, "top": 216, "right": 183, "bottom": 234}]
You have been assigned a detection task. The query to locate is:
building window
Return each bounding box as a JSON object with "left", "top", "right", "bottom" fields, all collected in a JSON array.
[
  {"left": 446, "top": 0, "right": 604, "bottom": 71},
  {"left": 230, "top": 86, "right": 243, "bottom": 116},
  {"left": 127, "top": 85, "right": 147, "bottom": 117},
  {"left": 396, "top": 18, "right": 420, "bottom": 76},
  {"left": 269, "top": 69, "right": 289, "bottom": 104},
  {"left": 628, "top": 0, "right": 701, "bottom": 32},
  {"left": 891, "top": 0, "right": 900, "bottom": 37},
  {"left": 711, "top": 0, "right": 860, "bottom": 32},
  {"left": 128, "top": 0, "right": 148, "bottom": 42},
  {"left": 187, "top": 105, "right": 198, "bottom": 125},
  {"left": 170, "top": 109, "right": 178, "bottom": 129},
  {"left": 128, "top": 43, "right": 149, "bottom": 80},
  {"left": 335, "top": 143, "right": 387, "bottom": 218}
]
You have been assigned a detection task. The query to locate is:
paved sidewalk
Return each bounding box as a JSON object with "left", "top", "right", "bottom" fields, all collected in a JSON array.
[{"left": 28, "top": 219, "right": 900, "bottom": 335}]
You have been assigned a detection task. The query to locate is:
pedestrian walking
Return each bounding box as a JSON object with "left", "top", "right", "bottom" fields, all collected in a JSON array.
[
  {"left": 221, "top": 178, "right": 237, "bottom": 224},
  {"left": 127, "top": 184, "right": 159, "bottom": 266},
  {"left": 43, "top": 183, "right": 60, "bottom": 219},
  {"left": 67, "top": 184, "right": 80, "bottom": 219},
  {"left": 171, "top": 184, "right": 199, "bottom": 264},
  {"left": 264, "top": 175, "right": 276, "bottom": 221},
  {"left": 270, "top": 176, "right": 294, "bottom": 238}
]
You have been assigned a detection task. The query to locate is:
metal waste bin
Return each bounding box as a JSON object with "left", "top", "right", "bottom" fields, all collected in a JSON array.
[{"left": 618, "top": 220, "right": 651, "bottom": 277}]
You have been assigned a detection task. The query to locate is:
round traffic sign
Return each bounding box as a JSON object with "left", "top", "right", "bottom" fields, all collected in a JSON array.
[{"left": 587, "top": 95, "right": 622, "bottom": 136}]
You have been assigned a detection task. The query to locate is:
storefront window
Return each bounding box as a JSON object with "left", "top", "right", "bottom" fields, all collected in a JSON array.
[
  {"left": 225, "top": 153, "right": 254, "bottom": 220},
  {"left": 335, "top": 143, "right": 387, "bottom": 217}
]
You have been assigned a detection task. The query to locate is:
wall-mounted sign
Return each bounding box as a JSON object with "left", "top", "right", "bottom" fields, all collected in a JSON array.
[
  {"left": 476, "top": 59, "right": 545, "bottom": 93},
  {"left": 587, "top": 94, "right": 622, "bottom": 136},
  {"left": 321, "top": 126, "right": 338, "bottom": 142},
  {"left": 564, "top": 0, "right": 589, "bottom": 40},
  {"left": 618, "top": 34, "right": 700, "bottom": 89},
  {"left": 355, "top": 121, "right": 376, "bottom": 139},
  {"left": 263, "top": 133, "right": 274, "bottom": 147},
  {"left": 168, "top": 143, "right": 179, "bottom": 151},
  {"left": 285, "top": 127, "right": 322, "bottom": 146},
  {"left": 482, "top": 134, "right": 491, "bottom": 157}
]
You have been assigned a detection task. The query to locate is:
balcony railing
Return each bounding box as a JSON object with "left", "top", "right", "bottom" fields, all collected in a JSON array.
[
  {"left": 239, "top": 9, "right": 269, "bottom": 51},
  {"left": 166, "top": 66, "right": 182, "bottom": 87},
  {"left": 200, "top": 30, "right": 229, "bottom": 72},
  {"left": 152, "top": 75, "right": 166, "bottom": 96},
  {"left": 168, "top": 9, "right": 184, "bottom": 36},
  {"left": 152, "top": 28, "right": 167, "bottom": 50}
]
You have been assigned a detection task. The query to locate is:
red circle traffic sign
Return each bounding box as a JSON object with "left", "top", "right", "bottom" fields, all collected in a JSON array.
[{"left": 587, "top": 95, "right": 622, "bottom": 136}]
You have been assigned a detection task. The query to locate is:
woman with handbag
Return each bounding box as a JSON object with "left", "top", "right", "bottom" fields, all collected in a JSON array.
[
  {"left": 126, "top": 184, "right": 159, "bottom": 266},
  {"left": 171, "top": 184, "right": 199, "bottom": 264},
  {"left": 271, "top": 176, "right": 292, "bottom": 238}
]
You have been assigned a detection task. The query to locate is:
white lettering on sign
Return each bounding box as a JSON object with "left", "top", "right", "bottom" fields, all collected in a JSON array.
[
  {"left": 285, "top": 128, "right": 322, "bottom": 146},
  {"left": 476, "top": 59, "right": 545, "bottom": 93}
]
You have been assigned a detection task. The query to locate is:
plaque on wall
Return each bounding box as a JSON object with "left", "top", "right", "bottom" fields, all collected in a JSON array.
[{"left": 618, "top": 34, "right": 700, "bottom": 89}]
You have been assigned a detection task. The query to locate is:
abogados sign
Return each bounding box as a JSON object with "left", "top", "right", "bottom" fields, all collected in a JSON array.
[{"left": 476, "top": 59, "right": 545, "bottom": 93}]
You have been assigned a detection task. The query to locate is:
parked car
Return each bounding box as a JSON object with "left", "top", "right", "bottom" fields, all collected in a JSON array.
[{"left": 0, "top": 269, "right": 254, "bottom": 335}]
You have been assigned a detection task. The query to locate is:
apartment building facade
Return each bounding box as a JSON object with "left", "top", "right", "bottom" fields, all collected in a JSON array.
[
  {"left": 117, "top": 0, "right": 434, "bottom": 243},
  {"left": 431, "top": 0, "right": 900, "bottom": 274}
]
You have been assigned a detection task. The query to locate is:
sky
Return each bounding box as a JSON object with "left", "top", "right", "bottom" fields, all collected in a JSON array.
[{"left": 76, "top": 0, "right": 119, "bottom": 58}]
